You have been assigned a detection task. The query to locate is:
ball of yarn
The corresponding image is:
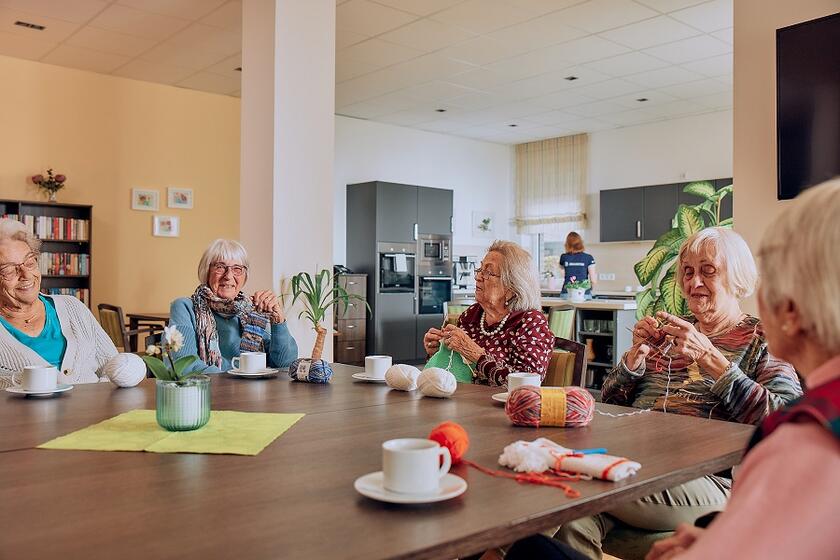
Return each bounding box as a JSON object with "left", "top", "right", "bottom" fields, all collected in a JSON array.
[
  {"left": 289, "top": 358, "right": 333, "bottom": 383},
  {"left": 385, "top": 364, "right": 421, "bottom": 391},
  {"left": 417, "top": 367, "right": 457, "bottom": 398},
  {"left": 102, "top": 353, "right": 147, "bottom": 387},
  {"left": 429, "top": 421, "right": 469, "bottom": 464},
  {"left": 505, "top": 386, "right": 594, "bottom": 428}
]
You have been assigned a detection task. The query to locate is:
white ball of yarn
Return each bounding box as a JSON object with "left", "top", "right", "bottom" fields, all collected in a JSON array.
[
  {"left": 102, "top": 353, "right": 146, "bottom": 387},
  {"left": 385, "top": 364, "right": 421, "bottom": 391},
  {"left": 418, "top": 367, "right": 457, "bottom": 398}
]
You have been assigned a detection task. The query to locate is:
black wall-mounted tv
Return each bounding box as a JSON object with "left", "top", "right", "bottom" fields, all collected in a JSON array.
[{"left": 776, "top": 12, "right": 840, "bottom": 200}]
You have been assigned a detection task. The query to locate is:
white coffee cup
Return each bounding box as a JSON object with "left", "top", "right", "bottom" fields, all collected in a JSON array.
[
  {"left": 12, "top": 366, "right": 58, "bottom": 392},
  {"left": 365, "top": 355, "right": 392, "bottom": 379},
  {"left": 507, "top": 372, "right": 541, "bottom": 392},
  {"left": 382, "top": 438, "right": 451, "bottom": 495},
  {"left": 231, "top": 352, "right": 266, "bottom": 373}
]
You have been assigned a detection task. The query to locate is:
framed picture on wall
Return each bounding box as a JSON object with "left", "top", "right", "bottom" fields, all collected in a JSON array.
[
  {"left": 472, "top": 211, "right": 496, "bottom": 237},
  {"left": 132, "top": 188, "right": 159, "bottom": 211},
  {"left": 167, "top": 187, "right": 193, "bottom": 209},
  {"left": 153, "top": 215, "right": 180, "bottom": 237}
]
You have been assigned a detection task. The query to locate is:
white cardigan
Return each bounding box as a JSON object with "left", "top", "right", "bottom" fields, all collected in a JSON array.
[{"left": 0, "top": 295, "right": 117, "bottom": 389}]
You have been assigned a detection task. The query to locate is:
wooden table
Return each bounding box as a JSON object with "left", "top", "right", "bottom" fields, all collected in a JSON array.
[
  {"left": 0, "top": 365, "right": 752, "bottom": 559},
  {"left": 126, "top": 312, "right": 170, "bottom": 351}
]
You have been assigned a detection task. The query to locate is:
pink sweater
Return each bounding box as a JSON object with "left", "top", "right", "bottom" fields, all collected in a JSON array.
[{"left": 678, "top": 355, "right": 840, "bottom": 559}]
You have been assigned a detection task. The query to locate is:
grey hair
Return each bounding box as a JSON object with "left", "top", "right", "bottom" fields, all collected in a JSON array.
[
  {"left": 677, "top": 227, "right": 757, "bottom": 299},
  {"left": 487, "top": 240, "right": 541, "bottom": 312},
  {"left": 0, "top": 218, "right": 41, "bottom": 253},
  {"left": 197, "top": 239, "right": 249, "bottom": 284},
  {"left": 758, "top": 177, "right": 840, "bottom": 354}
]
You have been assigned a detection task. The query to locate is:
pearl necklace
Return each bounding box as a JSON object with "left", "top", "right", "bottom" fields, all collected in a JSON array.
[{"left": 480, "top": 309, "right": 510, "bottom": 337}]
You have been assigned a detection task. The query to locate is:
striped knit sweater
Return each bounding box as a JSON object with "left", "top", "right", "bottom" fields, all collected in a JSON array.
[
  {"left": 603, "top": 315, "right": 802, "bottom": 425},
  {"left": 0, "top": 295, "right": 117, "bottom": 390}
]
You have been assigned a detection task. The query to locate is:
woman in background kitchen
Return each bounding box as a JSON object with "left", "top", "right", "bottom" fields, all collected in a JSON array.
[{"left": 559, "top": 232, "right": 597, "bottom": 297}]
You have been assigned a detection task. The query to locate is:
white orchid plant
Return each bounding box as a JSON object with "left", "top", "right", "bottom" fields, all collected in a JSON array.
[{"left": 141, "top": 325, "right": 200, "bottom": 382}]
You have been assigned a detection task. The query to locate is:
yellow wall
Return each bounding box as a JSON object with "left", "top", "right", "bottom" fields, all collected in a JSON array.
[{"left": 0, "top": 55, "right": 241, "bottom": 315}]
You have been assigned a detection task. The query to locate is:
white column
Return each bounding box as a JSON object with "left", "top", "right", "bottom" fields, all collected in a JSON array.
[{"left": 241, "top": 0, "right": 336, "bottom": 360}]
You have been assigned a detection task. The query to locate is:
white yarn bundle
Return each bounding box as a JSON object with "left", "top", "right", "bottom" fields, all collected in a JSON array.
[
  {"left": 417, "top": 367, "right": 457, "bottom": 398},
  {"left": 101, "top": 353, "right": 147, "bottom": 387},
  {"left": 385, "top": 364, "right": 421, "bottom": 391}
]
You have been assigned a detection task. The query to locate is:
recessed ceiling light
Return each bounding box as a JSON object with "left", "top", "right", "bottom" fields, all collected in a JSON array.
[
  {"left": 14, "top": 20, "right": 45, "bottom": 30},
  {"left": 235, "top": 67, "right": 242, "bottom": 72},
  {"left": 636, "top": 98, "right": 648, "bottom": 102},
  {"left": 564, "top": 76, "right": 579, "bottom": 81},
  {"left": 435, "top": 108, "right": 447, "bottom": 113},
  {"left": 508, "top": 124, "right": 518, "bottom": 127}
]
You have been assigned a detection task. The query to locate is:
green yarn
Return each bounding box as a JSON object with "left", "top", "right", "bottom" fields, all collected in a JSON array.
[{"left": 424, "top": 345, "right": 475, "bottom": 384}]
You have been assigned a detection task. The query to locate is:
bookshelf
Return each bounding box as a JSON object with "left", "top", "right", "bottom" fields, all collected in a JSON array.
[{"left": 0, "top": 199, "right": 92, "bottom": 307}]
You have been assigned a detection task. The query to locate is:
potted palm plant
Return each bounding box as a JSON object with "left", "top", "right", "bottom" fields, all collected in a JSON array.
[
  {"left": 288, "top": 269, "right": 369, "bottom": 383},
  {"left": 143, "top": 326, "right": 209, "bottom": 431}
]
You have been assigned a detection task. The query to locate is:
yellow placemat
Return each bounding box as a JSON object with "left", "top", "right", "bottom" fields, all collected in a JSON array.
[{"left": 37, "top": 410, "right": 305, "bottom": 456}]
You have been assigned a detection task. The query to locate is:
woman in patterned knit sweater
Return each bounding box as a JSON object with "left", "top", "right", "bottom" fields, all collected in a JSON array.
[
  {"left": 555, "top": 227, "right": 802, "bottom": 559},
  {"left": 422, "top": 240, "right": 553, "bottom": 387}
]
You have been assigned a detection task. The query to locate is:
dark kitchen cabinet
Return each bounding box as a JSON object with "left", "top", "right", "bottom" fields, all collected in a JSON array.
[
  {"left": 376, "top": 182, "right": 418, "bottom": 244},
  {"left": 418, "top": 186, "right": 453, "bottom": 235},
  {"left": 600, "top": 187, "right": 644, "bottom": 241},
  {"left": 643, "top": 184, "right": 679, "bottom": 240}
]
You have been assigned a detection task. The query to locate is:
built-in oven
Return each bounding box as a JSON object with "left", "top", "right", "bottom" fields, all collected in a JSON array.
[
  {"left": 418, "top": 276, "right": 452, "bottom": 314},
  {"left": 378, "top": 242, "right": 415, "bottom": 293},
  {"left": 418, "top": 234, "right": 450, "bottom": 272}
]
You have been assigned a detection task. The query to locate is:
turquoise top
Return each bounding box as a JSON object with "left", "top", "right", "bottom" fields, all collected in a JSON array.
[{"left": 0, "top": 295, "right": 67, "bottom": 368}]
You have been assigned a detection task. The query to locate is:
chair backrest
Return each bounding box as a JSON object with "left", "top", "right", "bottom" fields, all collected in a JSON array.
[
  {"left": 544, "top": 336, "right": 587, "bottom": 387},
  {"left": 443, "top": 301, "right": 473, "bottom": 326},
  {"left": 98, "top": 303, "right": 128, "bottom": 350},
  {"left": 547, "top": 304, "right": 575, "bottom": 339}
]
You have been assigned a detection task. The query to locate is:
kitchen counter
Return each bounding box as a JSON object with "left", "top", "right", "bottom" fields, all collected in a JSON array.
[
  {"left": 542, "top": 289, "right": 640, "bottom": 298},
  {"left": 542, "top": 297, "right": 637, "bottom": 311}
]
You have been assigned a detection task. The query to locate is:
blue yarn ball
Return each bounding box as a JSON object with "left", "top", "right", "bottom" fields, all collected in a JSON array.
[{"left": 289, "top": 358, "right": 333, "bottom": 383}]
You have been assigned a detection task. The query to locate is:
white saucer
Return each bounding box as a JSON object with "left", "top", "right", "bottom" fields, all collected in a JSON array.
[
  {"left": 226, "top": 368, "right": 279, "bottom": 377},
  {"left": 354, "top": 472, "right": 467, "bottom": 504},
  {"left": 5, "top": 383, "right": 73, "bottom": 397},
  {"left": 352, "top": 372, "right": 387, "bottom": 383},
  {"left": 491, "top": 392, "right": 509, "bottom": 403}
]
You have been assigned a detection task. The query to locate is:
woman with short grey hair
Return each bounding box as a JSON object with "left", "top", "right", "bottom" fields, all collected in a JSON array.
[
  {"left": 0, "top": 219, "right": 116, "bottom": 388},
  {"left": 169, "top": 238, "right": 297, "bottom": 373},
  {"left": 423, "top": 240, "right": 553, "bottom": 386}
]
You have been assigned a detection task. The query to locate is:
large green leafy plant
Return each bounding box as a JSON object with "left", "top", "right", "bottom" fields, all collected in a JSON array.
[{"left": 634, "top": 181, "right": 733, "bottom": 319}]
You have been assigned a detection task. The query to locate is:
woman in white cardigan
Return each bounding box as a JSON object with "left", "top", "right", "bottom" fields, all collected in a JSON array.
[{"left": 0, "top": 219, "right": 116, "bottom": 389}]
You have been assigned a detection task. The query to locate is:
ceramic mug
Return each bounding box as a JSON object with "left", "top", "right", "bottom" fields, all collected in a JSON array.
[
  {"left": 365, "top": 355, "right": 392, "bottom": 379},
  {"left": 12, "top": 366, "right": 58, "bottom": 392},
  {"left": 507, "top": 372, "right": 541, "bottom": 392},
  {"left": 231, "top": 352, "right": 266, "bottom": 373},
  {"left": 382, "top": 438, "right": 451, "bottom": 495}
]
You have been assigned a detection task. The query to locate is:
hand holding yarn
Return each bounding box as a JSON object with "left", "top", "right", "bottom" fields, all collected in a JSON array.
[
  {"left": 418, "top": 367, "right": 457, "bottom": 398},
  {"left": 385, "top": 364, "right": 421, "bottom": 391},
  {"left": 441, "top": 325, "right": 485, "bottom": 363},
  {"left": 505, "top": 386, "right": 594, "bottom": 427},
  {"left": 102, "top": 353, "right": 147, "bottom": 387}
]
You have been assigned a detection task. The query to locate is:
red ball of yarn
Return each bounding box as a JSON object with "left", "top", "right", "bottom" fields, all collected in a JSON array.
[
  {"left": 505, "top": 386, "right": 594, "bottom": 428},
  {"left": 428, "top": 421, "right": 469, "bottom": 464}
]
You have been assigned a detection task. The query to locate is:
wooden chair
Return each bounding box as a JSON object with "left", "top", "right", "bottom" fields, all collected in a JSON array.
[
  {"left": 544, "top": 336, "right": 587, "bottom": 387},
  {"left": 97, "top": 303, "right": 164, "bottom": 352},
  {"left": 547, "top": 304, "right": 576, "bottom": 339}
]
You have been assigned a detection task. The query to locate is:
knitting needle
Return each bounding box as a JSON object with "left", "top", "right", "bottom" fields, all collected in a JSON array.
[{"left": 572, "top": 448, "right": 607, "bottom": 455}]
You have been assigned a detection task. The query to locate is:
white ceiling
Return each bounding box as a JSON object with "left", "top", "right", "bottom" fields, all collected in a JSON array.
[{"left": 0, "top": 0, "right": 733, "bottom": 144}]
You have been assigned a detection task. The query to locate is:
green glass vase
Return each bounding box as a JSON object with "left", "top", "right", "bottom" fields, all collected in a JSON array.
[{"left": 155, "top": 375, "right": 211, "bottom": 431}]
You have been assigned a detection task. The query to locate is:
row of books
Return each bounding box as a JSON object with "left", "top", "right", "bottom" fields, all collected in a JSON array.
[
  {"left": 2, "top": 214, "right": 90, "bottom": 241},
  {"left": 39, "top": 252, "right": 90, "bottom": 276},
  {"left": 42, "top": 288, "right": 90, "bottom": 307}
]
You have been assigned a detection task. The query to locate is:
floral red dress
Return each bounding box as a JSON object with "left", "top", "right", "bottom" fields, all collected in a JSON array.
[{"left": 457, "top": 303, "right": 554, "bottom": 387}]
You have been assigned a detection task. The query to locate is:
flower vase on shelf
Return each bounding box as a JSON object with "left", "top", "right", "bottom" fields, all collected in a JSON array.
[
  {"left": 569, "top": 288, "right": 586, "bottom": 302},
  {"left": 48, "top": 190, "right": 57, "bottom": 202}
]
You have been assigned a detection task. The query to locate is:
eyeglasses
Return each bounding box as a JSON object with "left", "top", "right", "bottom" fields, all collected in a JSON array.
[
  {"left": 475, "top": 267, "right": 501, "bottom": 279},
  {"left": 0, "top": 253, "right": 39, "bottom": 281},
  {"left": 210, "top": 262, "right": 248, "bottom": 278}
]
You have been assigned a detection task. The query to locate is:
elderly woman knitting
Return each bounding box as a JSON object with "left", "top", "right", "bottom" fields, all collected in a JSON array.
[
  {"left": 169, "top": 239, "right": 297, "bottom": 373},
  {"left": 554, "top": 227, "right": 802, "bottom": 559},
  {"left": 423, "top": 240, "right": 553, "bottom": 386},
  {"left": 0, "top": 219, "right": 117, "bottom": 388}
]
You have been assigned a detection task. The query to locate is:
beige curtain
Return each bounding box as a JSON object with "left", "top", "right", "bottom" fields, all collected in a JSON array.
[{"left": 514, "top": 134, "right": 588, "bottom": 234}]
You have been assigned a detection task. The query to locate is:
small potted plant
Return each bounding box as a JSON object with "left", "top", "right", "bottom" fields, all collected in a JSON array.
[
  {"left": 31, "top": 169, "right": 67, "bottom": 202},
  {"left": 565, "top": 276, "right": 591, "bottom": 303},
  {"left": 288, "top": 269, "right": 369, "bottom": 382},
  {"left": 143, "top": 326, "right": 210, "bottom": 431}
]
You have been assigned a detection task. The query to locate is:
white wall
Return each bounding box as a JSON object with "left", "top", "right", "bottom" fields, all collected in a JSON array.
[
  {"left": 334, "top": 115, "right": 514, "bottom": 264},
  {"left": 580, "top": 109, "right": 733, "bottom": 290}
]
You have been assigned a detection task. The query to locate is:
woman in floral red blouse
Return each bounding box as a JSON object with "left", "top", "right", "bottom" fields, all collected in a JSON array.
[{"left": 423, "top": 240, "right": 554, "bottom": 387}]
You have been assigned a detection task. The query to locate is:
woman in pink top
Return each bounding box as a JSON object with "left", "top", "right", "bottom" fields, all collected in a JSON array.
[{"left": 647, "top": 178, "right": 840, "bottom": 560}]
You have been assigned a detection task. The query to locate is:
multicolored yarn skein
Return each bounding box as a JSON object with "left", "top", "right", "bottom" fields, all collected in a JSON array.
[
  {"left": 288, "top": 358, "right": 333, "bottom": 383},
  {"left": 505, "top": 386, "right": 594, "bottom": 428}
]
